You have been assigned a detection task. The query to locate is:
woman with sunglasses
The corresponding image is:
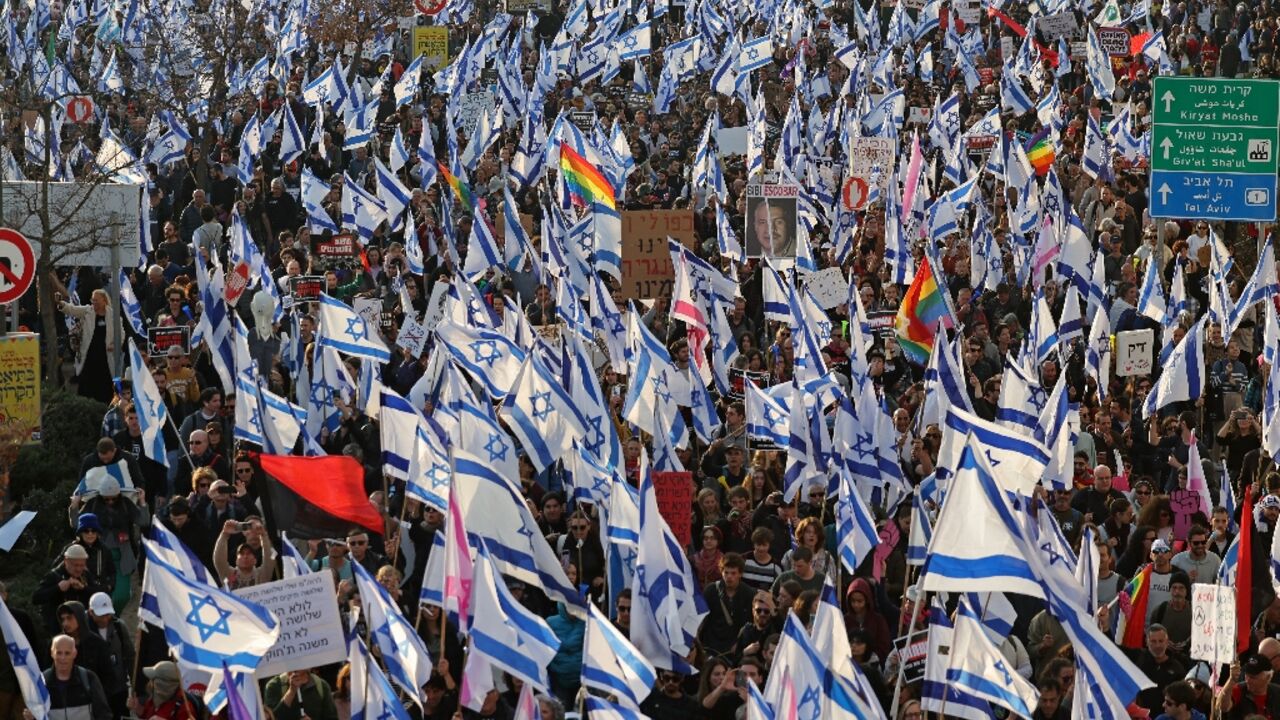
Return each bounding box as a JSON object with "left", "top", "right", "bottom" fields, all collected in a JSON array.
[{"left": 1117, "top": 524, "right": 1159, "bottom": 578}]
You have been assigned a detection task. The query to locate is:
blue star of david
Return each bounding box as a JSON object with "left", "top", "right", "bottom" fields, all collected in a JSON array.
[
  {"left": 993, "top": 659, "right": 1013, "bottom": 686},
  {"left": 610, "top": 316, "right": 625, "bottom": 336},
  {"left": 376, "top": 704, "right": 396, "bottom": 720},
  {"left": 634, "top": 564, "right": 648, "bottom": 591},
  {"left": 185, "top": 594, "right": 232, "bottom": 642},
  {"left": 427, "top": 462, "right": 450, "bottom": 490},
  {"left": 944, "top": 113, "right": 960, "bottom": 136},
  {"left": 515, "top": 522, "right": 535, "bottom": 543},
  {"left": 311, "top": 380, "right": 335, "bottom": 408},
  {"left": 798, "top": 686, "right": 822, "bottom": 720},
  {"left": 985, "top": 449, "right": 1002, "bottom": 467},
  {"left": 143, "top": 394, "right": 160, "bottom": 419},
  {"left": 469, "top": 339, "right": 502, "bottom": 367},
  {"left": 484, "top": 433, "right": 509, "bottom": 463},
  {"left": 1041, "top": 540, "right": 1065, "bottom": 566},
  {"left": 651, "top": 372, "right": 672, "bottom": 405},
  {"left": 761, "top": 404, "right": 778, "bottom": 428},
  {"left": 7, "top": 643, "right": 28, "bottom": 667},
  {"left": 577, "top": 234, "right": 593, "bottom": 254},
  {"left": 249, "top": 407, "right": 263, "bottom": 434},
  {"left": 584, "top": 415, "right": 606, "bottom": 455},
  {"left": 817, "top": 321, "right": 832, "bottom": 339},
  {"left": 745, "top": 47, "right": 760, "bottom": 60},
  {"left": 344, "top": 317, "right": 366, "bottom": 342},
  {"left": 852, "top": 431, "right": 876, "bottom": 460},
  {"left": 530, "top": 391, "right": 554, "bottom": 421},
  {"left": 591, "top": 470, "right": 610, "bottom": 496},
  {"left": 623, "top": 35, "right": 638, "bottom": 48},
  {"left": 1028, "top": 386, "right": 1048, "bottom": 413}
]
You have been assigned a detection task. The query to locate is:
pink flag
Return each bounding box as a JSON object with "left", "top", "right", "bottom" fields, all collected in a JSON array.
[
  {"left": 1186, "top": 432, "right": 1213, "bottom": 519},
  {"left": 901, "top": 132, "right": 924, "bottom": 213},
  {"left": 778, "top": 671, "right": 800, "bottom": 720},
  {"left": 512, "top": 683, "right": 541, "bottom": 720},
  {"left": 670, "top": 246, "right": 711, "bottom": 383},
  {"left": 444, "top": 490, "right": 474, "bottom": 634}
]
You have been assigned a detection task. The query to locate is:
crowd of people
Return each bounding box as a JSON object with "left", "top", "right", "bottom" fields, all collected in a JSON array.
[{"left": 6, "top": 0, "right": 1280, "bottom": 715}]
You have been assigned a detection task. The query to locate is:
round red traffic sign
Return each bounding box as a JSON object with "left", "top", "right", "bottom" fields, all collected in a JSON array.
[
  {"left": 415, "top": 0, "right": 447, "bottom": 14},
  {"left": 66, "top": 96, "right": 94, "bottom": 124},
  {"left": 0, "top": 228, "right": 36, "bottom": 305}
]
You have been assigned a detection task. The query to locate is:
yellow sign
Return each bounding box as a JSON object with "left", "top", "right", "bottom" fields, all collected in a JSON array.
[
  {"left": 0, "top": 333, "right": 40, "bottom": 441},
  {"left": 413, "top": 27, "right": 449, "bottom": 71}
]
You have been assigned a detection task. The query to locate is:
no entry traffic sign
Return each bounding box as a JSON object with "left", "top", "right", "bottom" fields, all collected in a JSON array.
[
  {"left": 0, "top": 228, "right": 35, "bottom": 305},
  {"left": 415, "top": 0, "right": 447, "bottom": 14}
]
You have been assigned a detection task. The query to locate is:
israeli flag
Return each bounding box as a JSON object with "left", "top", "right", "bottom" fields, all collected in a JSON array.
[
  {"left": 470, "top": 539, "right": 562, "bottom": 690},
  {"left": 350, "top": 638, "right": 411, "bottom": 720},
  {"left": 0, "top": 598, "right": 49, "bottom": 720},
  {"left": 316, "top": 293, "right": 391, "bottom": 363},
  {"left": 353, "top": 562, "right": 433, "bottom": 708},
  {"left": 740, "top": 34, "right": 774, "bottom": 72},
  {"left": 139, "top": 541, "right": 279, "bottom": 673},
  {"left": 127, "top": 339, "right": 169, "bottom": 468},
  {"left": 948, "top": 596, "right": 1040, "bottom": 718}
]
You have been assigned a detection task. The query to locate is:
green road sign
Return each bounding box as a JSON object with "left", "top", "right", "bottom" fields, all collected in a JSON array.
[
  {"left": 1151, "top": 76, "right": 1280, "bottom": 222},
  {"left": 1151, "top": 124, "right": 1278, "bottom": 173},
  {"left": 1153, "top": 77, "right": 1280, "bottom": 128}
]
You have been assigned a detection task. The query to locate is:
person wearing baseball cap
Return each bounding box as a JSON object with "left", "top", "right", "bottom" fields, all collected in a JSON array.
[
  {"left": 31, "top": 544, "right": 106, "bottom": 635},
  {"left": 1219, "top": 652, "right": 1280, "bottom": 717},
  {"left": 87, "top": 592, "right": 134, "bottom": 719},
  {"left": 129, "top": 661, "right": 192, "bottom": 720}
]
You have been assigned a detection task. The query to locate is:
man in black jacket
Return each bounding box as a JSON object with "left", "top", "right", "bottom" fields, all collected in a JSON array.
[
  {"left": 54, "top": 602, "right": 114, "bottom": 696},
  {"left": 38, "top": 635, "right": 111, "bottom": 720},
  {"left": 32, "top": 546, "right": 105, "bottom": 635},
  {"left": 698, "top": 553, "right": 755, "bottom": 660}
]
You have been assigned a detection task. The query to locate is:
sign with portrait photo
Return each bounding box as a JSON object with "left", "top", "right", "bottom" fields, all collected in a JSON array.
[{"left": 743, "top": 179, "right": 799, "bottom": 259}]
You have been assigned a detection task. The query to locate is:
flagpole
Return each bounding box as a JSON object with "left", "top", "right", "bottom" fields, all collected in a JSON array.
[
  {"left": 165, "top": 408, "right": 198, "bottom": 471},
  {"left": 889, "top": 569, "right": 921, "bottom": 719}
]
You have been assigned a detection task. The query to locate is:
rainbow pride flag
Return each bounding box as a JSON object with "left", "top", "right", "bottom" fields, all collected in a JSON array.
[
  {"left": 1025, "top": 127, "right": 1056, "bottom": 176},
  {"left": 1115, "top": 564, "right": 1152, "bottom": 649},
  {"left": 558, "top": 142, "right": 616, "bottom": 211},
  {"left": 437, "top": 162, "right": 477, "bottom": 214},
  {"left": 894, "top": 256, "right": 950, "bottom": 365}
]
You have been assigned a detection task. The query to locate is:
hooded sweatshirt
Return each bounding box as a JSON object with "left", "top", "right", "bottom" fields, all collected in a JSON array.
[
  {"left": 56, "top": 602, "right": 117, "bottom": 692},
  {"left": 844, "top": 578, "right": 892, "bottom": 660}
]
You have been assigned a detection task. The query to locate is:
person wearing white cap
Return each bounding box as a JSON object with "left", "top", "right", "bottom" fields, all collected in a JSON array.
[
  {"left": 1145, "top": 538, "right": 1176, "bottom": 624},
  {"left": 31, "top": 544, "right": 106, "bottom": 635},
  {"left": 87, "top": 593, "right": 134, "bottom": 720}
]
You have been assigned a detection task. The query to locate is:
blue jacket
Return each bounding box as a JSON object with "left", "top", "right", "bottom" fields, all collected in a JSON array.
[{"left": 546, "top": 602, "right": 585, "bottom": 687}]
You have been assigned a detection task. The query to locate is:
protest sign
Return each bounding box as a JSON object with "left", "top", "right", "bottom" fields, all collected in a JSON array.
[
  {"left": 1098, "top": 27, "right": 1131, "bottom": 56},
  {"left": 1116, "top": 329, "right": 1154, "bottom": 376},
  {"left": 653, "top": 471, "right": 693, "bottom": 548},
  {"left": 397, "top": 314, "right": 429, "bottom": 357},
  {"left": 289, "top": 276, "right": 325, "bottom": 302},
  {"left": 1169, "top": 489, "right": 1202, "bottom": 540},
  {"left": 0, "top": 333, "right": 39, "bottom": 441},
  {"left": 620, "top": 210, "right": 697, "bottom": 300},
  {"left": 893, "top": 629, "right": 930, "bottom": 683},
  {"left": 456, "top": 91, "right": 495, "bottom": 135},
  {"left": 1190, "top": 583, "right": 1235, "bottom": 669},
  {"left": 728, "top": 368, "right": 770, "bottom": 399},
  {"left": 420, "top": 282, "right": 450, "bottom": 331},
  {"left": 312, "top": 232, "right": 358, "bottom": 262},
  {"left": 866, "top": 310, "right": 897, "bottom": 338},
  {"left": 803, "top": 267, "right": 849, "bottom": 309},
  {"left": 147, "top": 326, "right": 191, "bottom": 357},
  {"left": 1040, "top": 10, "right": 1079, "bottom": 39},
  {"left": 235, "top": 571, "right": 346, "bottom": 676},
  {"left": 412, "top": 27, "right": 449, "bottom": 70},
  {"left": 848, "top": 137, "right": 895, "bottom": 193},
  {"left": 354, "top": 297, "right": 383, "bottom": 333},
  {"left": 744, "top": 181, "right": 799, "bottom": 259}
]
